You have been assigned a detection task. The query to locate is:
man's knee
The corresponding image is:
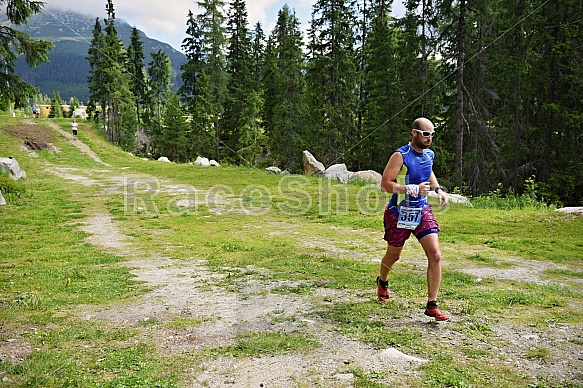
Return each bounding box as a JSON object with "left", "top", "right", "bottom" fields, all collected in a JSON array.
[{"left": 427, "top": 250, "right": 442, "bottom": 264}]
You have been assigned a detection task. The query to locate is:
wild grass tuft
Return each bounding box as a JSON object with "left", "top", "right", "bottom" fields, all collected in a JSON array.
[
  {"left": 204, "top": 331, "right": 320, "bottom": 358},
  {"left": 0, "top": 171, "right": 25, "bottom": 204}
]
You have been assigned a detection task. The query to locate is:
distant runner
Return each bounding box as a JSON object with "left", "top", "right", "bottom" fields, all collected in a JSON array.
[{"left": 71, "top": 120, "right": 78, "bottom": 140}]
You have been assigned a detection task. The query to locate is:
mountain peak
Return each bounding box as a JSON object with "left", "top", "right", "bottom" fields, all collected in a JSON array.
[{"left": 8, "top": 8, "right": 186, "bottom": 104}]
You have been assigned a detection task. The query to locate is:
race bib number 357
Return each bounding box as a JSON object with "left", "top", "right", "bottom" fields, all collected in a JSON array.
[{"left": 397, "top": 206, "right": 422, "bottom": 230}]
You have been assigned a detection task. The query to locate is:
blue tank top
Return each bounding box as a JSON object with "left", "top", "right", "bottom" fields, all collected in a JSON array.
[{"left": 388, "top": 143, "right": 434, "bottom": 215}]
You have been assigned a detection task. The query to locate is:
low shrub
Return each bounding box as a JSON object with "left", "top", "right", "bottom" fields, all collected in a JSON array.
[{"left": 0, "top": 171, "right": 25, "bottom": 204}]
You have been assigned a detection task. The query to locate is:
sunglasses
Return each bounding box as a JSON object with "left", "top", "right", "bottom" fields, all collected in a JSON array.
[{"left": 414, "top": 129, "right": 435, "bottom": 137}]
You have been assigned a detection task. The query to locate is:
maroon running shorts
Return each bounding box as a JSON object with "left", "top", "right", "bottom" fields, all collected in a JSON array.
[{"left": 383, "top": 205, "right": 440, "bottom": 247}]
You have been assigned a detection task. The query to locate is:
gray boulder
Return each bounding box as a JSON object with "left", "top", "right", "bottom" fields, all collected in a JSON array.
[
  {"left": 0, "top": 157, "right": 26, "bottom": 180},
  {"left": 302, "top": 150, "right": 325, "bottom": 176},
  {"left": 427, "top": 191, "right": 473, "bottom": 206},
  {"left": 556, "top": 207, "right": 583, "bottom": 216},
  {"left": 71, "top": 108, "right": 87, "bottom": 120},
  {"left": 0, "top": 192, "right": 5, "bottom": 206},
  {"left": 350, "top": 170, "right": 382, "bottom": 184},
  {"left": 266, "top": 166, "right": 282, "bottom": 174},
  {"left": 194, "top": 156, "right": 210, "bottom": 167},
  {"left": 157, "top": 156, "right": 171, "bottom": 163},
  {"left": 323, "top": 163, "right": 354, "bottom": 184}
]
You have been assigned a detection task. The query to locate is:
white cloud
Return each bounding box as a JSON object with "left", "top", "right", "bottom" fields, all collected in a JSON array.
[
  {"left": 44, "top": 0, "right": 405, "bottom": 52},
  {"left": 46, "top": 0, "right": 293, "bottom": 51}
]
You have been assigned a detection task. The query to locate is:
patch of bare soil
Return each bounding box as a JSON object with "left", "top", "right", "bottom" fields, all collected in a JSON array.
[
  {"left": 3, "top": 122, "right": 56, "bottom": 144},
  {"left": 3, "top": 120, "right": 109, "bottom": 166}
]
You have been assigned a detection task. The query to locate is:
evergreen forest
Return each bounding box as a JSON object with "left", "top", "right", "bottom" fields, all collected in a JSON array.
[{"left": 81, "top": 0, "right": 583, "bottom": 206}]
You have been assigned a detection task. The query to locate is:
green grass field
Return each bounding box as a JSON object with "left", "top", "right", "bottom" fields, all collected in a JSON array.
[{"left": 1, "top": 116, "right": 582, "bottom": 387}]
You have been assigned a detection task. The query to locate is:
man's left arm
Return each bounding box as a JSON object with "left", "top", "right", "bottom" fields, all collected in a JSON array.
[{"left": 429, "top": 172, "right": 448, "bottom": 206}]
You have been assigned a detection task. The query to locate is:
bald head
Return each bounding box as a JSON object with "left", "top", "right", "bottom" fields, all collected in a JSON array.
[
  {"left": 410, "top": 117, "right": 435, "bottom": 150},
  {"left": 412, "top": 117, "right": 434, "bottom": 131}
]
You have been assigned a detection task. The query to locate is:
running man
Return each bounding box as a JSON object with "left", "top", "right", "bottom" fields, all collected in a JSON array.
[{"left": 377, "top": 117, "right": 450, "bottom": 321}]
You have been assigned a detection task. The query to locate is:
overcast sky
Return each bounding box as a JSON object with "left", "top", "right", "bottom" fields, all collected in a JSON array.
[{"left": 45, "top": 0, "right": 406, "bottom": 53}]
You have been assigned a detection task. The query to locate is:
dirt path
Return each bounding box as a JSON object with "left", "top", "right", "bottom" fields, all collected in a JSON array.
[
  {"left": 66, "top": 166, "right": 430, "bottom": 386},
  {"left": 45, "top": 121, "right": 110, "bottom": 166},
  {"left": 0, "top": 152, "right": 402, "bottom": 385},
  {"left": 47, "top": 162, "right": 579, "bottom": 387},
  {"left": 5, "top": 122, "right": 579, "bottom": 386}
]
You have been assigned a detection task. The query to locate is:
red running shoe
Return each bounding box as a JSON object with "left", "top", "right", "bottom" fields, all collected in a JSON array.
[
  {"left": 376, "top": 276, "right": 390, "bottom": 302},
  {"left": 424, "top": 301, "right": 450, "bottom": 321}
]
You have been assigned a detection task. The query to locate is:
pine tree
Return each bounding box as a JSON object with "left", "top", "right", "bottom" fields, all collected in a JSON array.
[
  {"left": 160, "top": 93, "right": 188, "bottom": 162},
  {"left": 87, "top": 17, "right": 106, "bottom": 121},
  {"left": 237, "top": 90, "right": 265, "bottom": 166},
  {"left": 306, "top": 0, "right": 359, "bottom": 167},
  {"left": 262, "top": 36, "right": 277, "bottom": 149},
  {"left": 188, "top": 69, "right": 217, "bottom": 160},
  {"left": 533, "top": 0, "right": 583, "bottom": 204},
  {"left": 148, "top": 50, "right": 174, "bottom": 124},
  {"left": 250, "top": 22, "right": 265, "bottom": 94},
  {"left": 484, "top": 0, "right": 583, "bottom": 203},
  {"left": 360, "top": 6, "right": 404, "bottom": 172},
  {"left": 127, "top": 27, "right": 148, "bottom": 127},
  {"left": 0, "top": 0, "right": 53, "bottom": 109},
  {"left": 267, "top": 5, "right": 308, "bottom": 171},
  {"left": 435, "top": 0, "right": 498, "bottom": 194},
  {"left": 147, "top": 49, "right": 174, "bottom": 156},
  {"left": 223, "top": 0, "right": 253, "bottom": 161},
  {"left": 49, "top": 91, "right": 64, "bottom": 118},
  {"left": 397, "top": 0, "right": 441, "bottom": 119},
  {"left": 179, "top": 10, "right": 205, "bottom": 110},
  {"left": 197, "top": 0, "right": 228, "bottom": 162},
  {"left": 453, "top": 0, "right": 467, "bottom": 187},
  {"left": 100, "top": 0, "right": 135, "bottom": 145},
  {"left": 68, "top": 96, "right": 80, "bottom": 117}
]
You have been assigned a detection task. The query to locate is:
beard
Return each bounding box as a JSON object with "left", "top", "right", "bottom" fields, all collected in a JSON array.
[{"left": 413, "top": 135, "right": 431, "bottom": 149}]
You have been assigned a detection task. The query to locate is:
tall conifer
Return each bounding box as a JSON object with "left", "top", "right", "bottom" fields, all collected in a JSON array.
[
  {"left": 224, "top": 0, "right": 253, "bottom": 161},
  {"left": 197, "top": 0, "right": 228, "bottom": 162},
  {"left": 127, "top": 27, "right": 148, "bottom": 127},
  {"left": 306, "top": 0, "right": 359, "bottom": 167},
  {"left": 267, "top": 5, "right": 308, "bottom": 171}
]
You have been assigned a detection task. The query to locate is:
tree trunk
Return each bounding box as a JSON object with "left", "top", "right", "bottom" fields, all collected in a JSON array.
[
  {"left": 454, "top": 0, "right": 466, "bottom": 187},
  {"left": 420, "top": 0, "right": 427, "bottom": 116},
  {"left": 541, "top": 0, "right": 559, "bottom": 182},
  {"left": 215, "top": 120, "right": 220, "bottom": 163}
]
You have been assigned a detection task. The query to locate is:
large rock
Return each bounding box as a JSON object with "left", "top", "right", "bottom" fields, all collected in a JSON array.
[
  {"left": 350, "top": 170, "right": 382, "bottom": 184},
  {"left": 556, "top": 207, "right": 583, "bottom": 216},
  {"left": 302, "top": 150, "right": 325, "bottom": 176},
  {"left": 0, "top": 157, "right": 26, "bottom": 180},
  {"left": 194, "top": 156, "right": 210, "bottom": 167},
  {"left": 427, "top": 191, "right": 473, "bottom": 206},
  {"left": 266, "top": 166, "right": 282, "bottom": 174},
  {"left": 0, "top": 192, "right": 5, "bottom": 206},
  {"left": 157, "top": 156, "right": 171, "bottom": 163},
  {"left": 71, "top": 108, "right": 87, "bottom": 120},
  {"left": 323, "top": 163, "right": 354, "bottom": 184}
]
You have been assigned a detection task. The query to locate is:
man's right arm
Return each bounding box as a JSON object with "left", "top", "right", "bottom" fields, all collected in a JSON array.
[{"left": 381, "top": 152, "right": 404, "bottom": 194}]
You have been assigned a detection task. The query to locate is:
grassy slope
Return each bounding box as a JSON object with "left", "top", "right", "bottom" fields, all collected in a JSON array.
[{"left": 1, "top": 116, "right": 582, "bottom": 387}]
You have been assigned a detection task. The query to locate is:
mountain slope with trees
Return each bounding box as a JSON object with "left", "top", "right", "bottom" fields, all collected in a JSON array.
[{"left": 3, "top": 7, "right": 186, "bottom": 104}]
